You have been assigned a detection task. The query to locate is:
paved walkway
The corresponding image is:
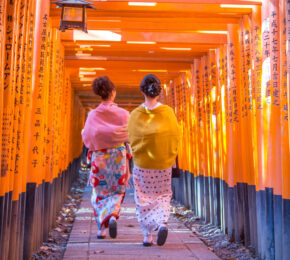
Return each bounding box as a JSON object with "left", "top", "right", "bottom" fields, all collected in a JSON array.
[{"left": 63, "top": 186, "right": 220, "bottom": 260}]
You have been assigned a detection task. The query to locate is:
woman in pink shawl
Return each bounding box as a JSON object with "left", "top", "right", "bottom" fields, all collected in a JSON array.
[{"left": 82, "top": 76, "right": 131, "bottom": 239}]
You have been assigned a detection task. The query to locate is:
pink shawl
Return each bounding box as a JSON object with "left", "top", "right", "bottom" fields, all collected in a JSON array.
[{"left": 81, "top": 101, "right": 129, "bottom": 151}]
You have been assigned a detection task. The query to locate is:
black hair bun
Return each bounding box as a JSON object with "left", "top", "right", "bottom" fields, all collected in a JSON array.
[
  {"left": 140, "top": 74, "right": 161, "bottom": 98},
  {"left": 92, "top": 76, "right": 115, "bottom": 100}
]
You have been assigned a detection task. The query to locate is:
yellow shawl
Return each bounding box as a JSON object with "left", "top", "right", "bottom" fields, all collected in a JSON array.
[{"left": 128, "top": 105, "right": 180, "bottom": 169}]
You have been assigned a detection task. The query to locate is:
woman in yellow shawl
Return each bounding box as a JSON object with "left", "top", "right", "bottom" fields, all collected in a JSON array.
[{"left": 128, "top": 74, "right": 180, "bottom": 247}]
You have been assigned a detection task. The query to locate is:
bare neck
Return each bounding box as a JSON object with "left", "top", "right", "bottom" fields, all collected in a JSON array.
[{"left": 144, "top": 96, "right": 159, "bottom": 109}]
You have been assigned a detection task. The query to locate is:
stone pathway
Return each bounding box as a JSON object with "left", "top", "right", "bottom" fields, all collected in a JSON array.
[{"left": 63, "top": 186, "right": 220, "bottom": 260}]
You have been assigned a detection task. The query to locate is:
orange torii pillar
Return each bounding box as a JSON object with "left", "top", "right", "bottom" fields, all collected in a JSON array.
[
  {"left": 216, "top": 45, "right": 229, "bottom": 235},
  {"left": 201, "top": 55, "right": 211, "bottom": 223},
  {"left": 8, "top": 0, "right": 33, "bottom": 259},
  {"left": 267, "top": 1, "right": 283, "bottom": 259},
  {"left": 239, "top": 14, "right": 256, "bottom": 249},
  {"left": 0, "top": 0, "right": 21, "bottom": 258},
  {"left": 282, "top": 0, "right": 290, "bottom": 259},
  {"left": 0, "top": 0, "right": 7, "bottom": 257},
  {"left": 209, "top": 50, "right": 221, "bottom": 227},
  {"left": 0, "top": 0, "right": 5, "bottom": 256},
  {"left": 188, "top": 67, "right": 198, "bottom": 211},
  {"left": 193, "top": 59, "right": 204, "bottom": 218},
  {"left": 23, "top": 0, "right": 50, "bottom": 257}
]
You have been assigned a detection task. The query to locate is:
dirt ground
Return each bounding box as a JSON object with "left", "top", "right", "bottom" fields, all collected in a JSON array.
[{"left": 33, "top": 165, "right": 88, "bottom": 260}]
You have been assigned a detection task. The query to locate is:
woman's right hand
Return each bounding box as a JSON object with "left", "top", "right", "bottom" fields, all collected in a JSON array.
[{"left": 124, "top": 158, "right": 131, "bottom": 186}]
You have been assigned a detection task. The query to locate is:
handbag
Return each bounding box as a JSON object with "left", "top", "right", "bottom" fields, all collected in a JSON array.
[
  {"left": 172, "top": 167, "right": 180, "bottom": 178},
  {"left": 172, "top": 156, "right": 180, "bottom": 178}
]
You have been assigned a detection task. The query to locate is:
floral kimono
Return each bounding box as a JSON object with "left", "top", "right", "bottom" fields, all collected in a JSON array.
[{"left": 87, "top": 143, "right": 132, "bottom": 229}]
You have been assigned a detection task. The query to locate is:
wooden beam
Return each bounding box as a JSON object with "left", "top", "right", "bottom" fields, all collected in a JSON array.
[
  {"left": 61, "top": 0, "right": 261, "bottom": 4},
  {"left": 52, "top": 17, "right": 240, "bottom": 25},
  {"left": 79, "top": 97, "right": 144, "bottom": 102},
  {"left": 60, "top": 30, "right": 227, "bottom": 44},
  {"left": 50, "top": 2, "right": 258, "bottom": 17},
  {"left": 63, "top": 46, "right": 221, "bottom": 55},
  {"left": 70, "top": 67, "right": 190, "bottom": 75},
  {"left": 64, "top": 42, "right": 220, "bottom": 48},
  {"left": 74, "top": 88, "right": 142, "bottom": 94},
  {"left": 65, "top": 60, "right": 192, "bottom": 69},
  {"left": 81, "top": 101, "right": 141, "bottom": 106},
  {"left": 51, "top": 17, "right": 235, "bottom": 31},
  {"left": 65, "top": 55, "right": 200, "bottom": 63}
]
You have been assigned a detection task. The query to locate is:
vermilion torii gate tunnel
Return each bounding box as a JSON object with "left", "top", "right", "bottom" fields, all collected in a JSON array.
[{"left": 0, "top": 0, "right": 290, "bottom": 259}]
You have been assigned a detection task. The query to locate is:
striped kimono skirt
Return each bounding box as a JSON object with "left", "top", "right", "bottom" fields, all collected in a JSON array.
[
  {"left": 87, "top": 144, "right": 131, "bottom": 229},
  {"left": 133, "top": 166, "right": 172, "bottom": 236}
]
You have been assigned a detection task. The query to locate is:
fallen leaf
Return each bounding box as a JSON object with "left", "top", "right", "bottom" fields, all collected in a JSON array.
[
  {"left": 40, "top": 246, "right": 49, "bottom": 251},
  {"left": 229, "top": 237, "right": 235, "bottom": 243},
  {"left": 55, "top": 227, "right": 63, "bottom": 232},
  {"left": 63, "top": 228, "right": 70, "bottom": 233},
  {"left": 126, "top": 224, "right": 135, "bottom": 227},
  {"left": 67, "top": 217, "right": 74, "bottom": 223},
  {"left": 67, "top": 195, "right": 72, "bottom": 200},
  {"left": 189, "top": 234, "right": 195, "bottom": 237},
  {"left": 94, "top": 250, "right": 104, "bottom": 254},
  {"left": 173, "top": 213, "right": 184, "bottom": 218}
]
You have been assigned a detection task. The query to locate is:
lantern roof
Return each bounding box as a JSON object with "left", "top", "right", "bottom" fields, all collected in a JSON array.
[{"left": 52, "top": 0, "right": 95, "bottom": 9}]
